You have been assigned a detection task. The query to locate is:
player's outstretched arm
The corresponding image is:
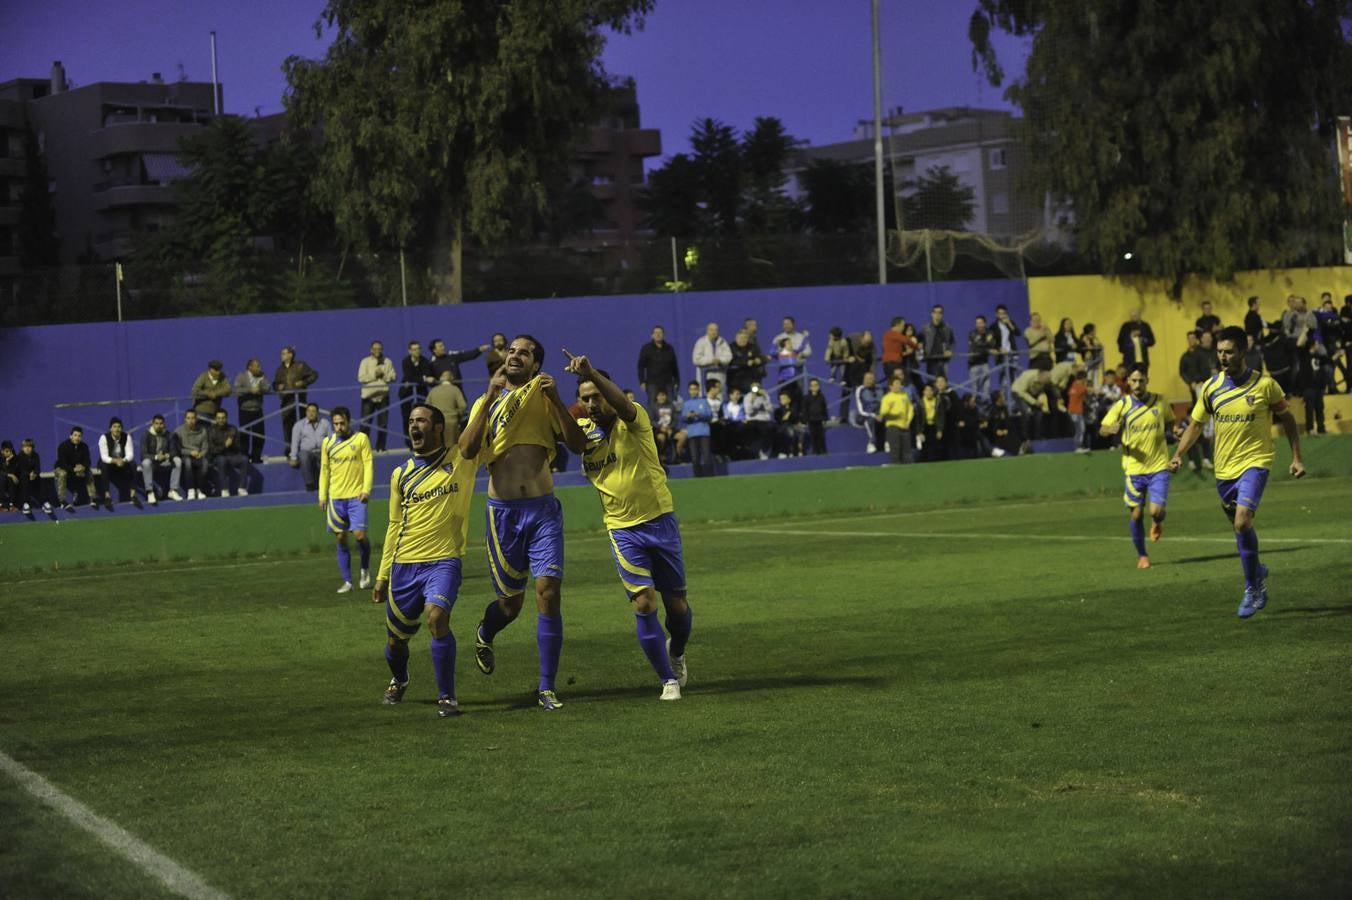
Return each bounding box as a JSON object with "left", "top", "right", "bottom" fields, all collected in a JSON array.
[
  {"left": 458, "top": 367, "right": 506, "bottom": 459},
  {"left": 563, "top": 350, "right": 638, "bottom": 423},
  {"left": 1276, "top": 409, "right": 1305, "bottom": 478},
  {"left": 1168, "top": 420, "right": 1203, "bottom": 472}
]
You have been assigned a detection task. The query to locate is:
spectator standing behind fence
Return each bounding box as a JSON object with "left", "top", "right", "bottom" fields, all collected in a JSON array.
[
  {"left": 722, "top": 386, "right": 748, "bottom": 458},
  {"left": 208, "top": 410, "right": 248, "bottom": 497},
  {"left": 427, "top": 372, "right": 468, "bottom": 445},
  {"left": 1054, "top": 318, "right": 1079, "bottom": 364},
  {"left": 290, "top": 402, "right": 332, "bottom": 491},
  {"left": 637, "top": 326, "right": 680, "bottom": 410},
  {"left": 357, "top": 340, "right": 397, "bottom": 452},
  {"left": 275, "top": 346, "right": 319, "bottom": 461},
  {"left": 1282, "top": 296, "right": 1319, "bottom": 350},
  {"left": 1116, "top": 309, "right": 1156, "bottom": 372},
  {"left": 847, "top": 329, "right": 877, "bottom": 388},
  {"left": 483, "top": 333, "right": 509, "bottom": 377},
  {"left": 825, "top": 326, "right": 853, "bottom": 386},
  {"left": 968, "top": 315, "right": 996, "bottom": 398},
  {"left": 744, "top": 382, "right": 774, "bottom": 459},
  {"left": 881, "top": 317, "right": 907, "bottom": 384},
  {"left": 234, "top": 358, "right": 270, "bottom": 464},
  {"left": 919, "top": 305, "right": 956, "bottom": 380},
  {"left": 173, "top": 410, "right": 210, "bottom": 500},
  {"left": 879, "top": 377, "right": 914, "bottom": 464},
  {"left": 992, "top": 304, "right": 1021, "bottom": 393},
  {"left": 140, "top": 413, "right": 181, "bottom": 503},
  {"left": 399, "top": 340, "right": 436, "bottom": 447},
  {"left": 192, "top": 360, "right": 231, "bottom": 418},
  {"left": 429, "top": 338, "right": 488, "bottom": 389},
  {"left": 1295, "top": 340, "right": 1330, "bottom": 434},
  {"left": 1179, "top": 331, "right": 1213, "bottom": 403},
  {"left": 691, "top": 322, "right": 731, "bottom": 391},
  {"left": 802, "top": 378, "right": 829, "bottom": 455},
  {"left": 1079, "top": 323, "right": 1105, "bottom": 386},
  {"left": 1025, "top": 313, "right": 1053, "bottom": 372},
  {"left": 1196, "top": 301, "right": 1221, "bottom": 336},
  {"left": 773, "top": 390, "right": 805, "bottom": 457},
  {"left": 54, "top": 426, "right": 100, "bottom": 511},
  {"left": 774, "top": 337, "right": 804, "bottom": 404},
  {"left": 98, "top": 417, "right": 141, "bottom": 508},
  {"left": 772, "top": 316, "right": 812, "bottom": 370},
  {"left": 682, "top": 381, "right": 714, "bottom": 470},
  {"left": 726, "top": 329, "right": 764, "bottom": 396},
  {"left": 852, "top": 370, "right": 883, "bottom": 453}
]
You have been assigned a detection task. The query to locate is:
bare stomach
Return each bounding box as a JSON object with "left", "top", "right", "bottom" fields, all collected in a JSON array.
[{"left": 487, "top": 444, "right": 554, "bottom": 499}]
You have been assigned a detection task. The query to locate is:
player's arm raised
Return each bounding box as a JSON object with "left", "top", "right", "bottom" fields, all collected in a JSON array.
[
  {"left": 564, "top": 350, "right": 638, "bottom": 423},
  {"left": 458, "top": 367, "right": 507, "bottom": 459}
]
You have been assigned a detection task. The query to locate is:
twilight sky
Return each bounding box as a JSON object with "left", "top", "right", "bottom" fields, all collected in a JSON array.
[{"left": 1, "top": 0, "right": 1030, "bottom": 153}]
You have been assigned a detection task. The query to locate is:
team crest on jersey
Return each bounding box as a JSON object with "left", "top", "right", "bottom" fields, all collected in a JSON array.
[{"left": 1245, "top": 396, "right": 1256, "bottom": 407}]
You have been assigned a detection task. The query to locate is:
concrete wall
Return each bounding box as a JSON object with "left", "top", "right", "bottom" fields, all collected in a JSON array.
[{"left": 0, "top": 280, "right": 1030, "bottom": 453}]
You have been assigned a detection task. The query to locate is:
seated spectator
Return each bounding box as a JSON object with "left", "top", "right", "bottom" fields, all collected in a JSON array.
[
  {"left": 802, "top": 378, "right": 829, "bottom": 455},
  {"left": 1, "top": 441, "right": 18, "bottom": 510},
  {"left": 192, "top": 359, "right": 232, "bottom": 418},
  {"left": 427, "top": 371, "right": 468, "bottom": 445},
  {"left": 54, "top": 426, "right": 101, "bottom": 512},
  {"left": 650, "top": 388, "right": 683, "bottom": 463},
  {"left": 15, "top": 437, "right": 51, "bottom": 515},
  {"left": 173, "top": 410, "right": 210, "bottom": 500},
  {"left": 290, "top": 402, "right": 332, "bottom": 492},
  {"left": 743, "top": 382, "right": 774, "bottom": 459},
  {"left": 97, "top": 416, "right": 142, "bottom": 508},
  {"left": 878, "top": 377, "right": 914, "bottom": 464},
  {"left": 140, "top": 413, "right": 182, "bottom": 503},
  {"left": 681, "top": 380, "right": 714, "bottom": 470},
  {"left": 773, "top": 390, "right": 805, "bottom": 457},
  {"left": 851, "top": 370, "right": 884, "bottom": 453},
  {"left": 722, "top": 386, "right": 749, "bottom": 459},
  {"left": 208, "top": 410, "right": 248, "bottom": 497}
]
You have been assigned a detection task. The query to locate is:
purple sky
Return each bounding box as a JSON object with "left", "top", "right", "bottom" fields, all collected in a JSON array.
[{"left": 1, "top": 0, "right": 1029, "bottom": 153}]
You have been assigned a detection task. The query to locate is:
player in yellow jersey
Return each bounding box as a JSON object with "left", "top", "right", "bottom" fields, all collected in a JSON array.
[
  {"left": 1169, "top": 326, "right": 1305, "bottom": 618},
  {"left": 1098, "top": 367, "right": 1174, "bottom": 568},
  {"left": 319, "top": 407, "right": 374, "bottom": 594},
  {"left": 372, "top": 404, "right": 479, "bottom": 718},
  {"left": 563, "top": 350, "right": 693, "bottom": 701},
  {"left": 459, "top": 335, "right": 587, "bottom": 711}
]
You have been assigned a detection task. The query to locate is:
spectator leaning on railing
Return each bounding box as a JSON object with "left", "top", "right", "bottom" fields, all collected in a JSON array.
[
  {"left": 919, "top": 305, "right": 956, "bottom": 380},
  {"left": 192, "top": 359, "right": 232, "bottom": 418},
  {"left": 275, "top": 346, "right": 319, "bottom": 461},
  {"left": 691, "top": 322, "right": 732, "bottom": 391},
  {"left": 968, "top": 315, "right": 996, "bottom": 398},
  {"left": 234, "top": 358, "right": 271, "bottom": 464}
]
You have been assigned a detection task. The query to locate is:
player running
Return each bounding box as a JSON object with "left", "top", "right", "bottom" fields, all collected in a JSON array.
[
  {"left": 1098, "top": 367, "right": 1174, "bottom": 569},
  {"left": 373, "top": 404, "right": 480, "bottom": 718},
  {"left": 1169, "top": 326, "right": 1305, "bottom": 618},
  {"left": 319, "top": 406, "right": 374, "bottom": 593},
  {"left": 565, "top": 351, "right": 693, "bottom": 701},
  {"left": 458, "top": 335, "right": 587, "bottom": 710}
]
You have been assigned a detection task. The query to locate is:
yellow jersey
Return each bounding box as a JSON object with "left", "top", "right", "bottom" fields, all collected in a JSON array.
[
  {"left": 319, "top": 431, "right": 373, "bottom": 502},
  {"left": 577, "top": 404, "right": 674, "bottom": 530},
  {"left": 879, "top": 392, "right": 914, "bottom": 429},
  {"left": 376, "top": 445, "right": 480, "bottom": 581},
  {"left": 1190, "top": 370, "right": 1287, "bottom": 480},
  {"left": 467, "top": 376, "right": 558, "bottom": 466},
  {"left": 1100, "top": 392, "right": 1173, "bottom": 475}
]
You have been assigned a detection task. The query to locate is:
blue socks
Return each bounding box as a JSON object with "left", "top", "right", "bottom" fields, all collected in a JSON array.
[
  {"left": 357, "top": 536, "right": 371, "bottom": 570},
  {"left": 1129, "top": 518, "right": 1147, "bottom": 558},
  {"left": 536, "top": 613, "right": 563, "bottom": 692},
  {"left": 480, "top": 599, "right": 513, "bottom": 643},
  {"left": 1236, "top": 527, "right": 1261, "bottom": 588},
  {"left": 430, "top": 632, "right": 456, "bottom": 699},
  {"left": 336, "top": 541, "right": 352, "bottom": 582},
  {"left": 635, "top": 611, "right": 675, "bottom": 682},
  {"left": 385, "top": 642, "right": 410, "bottom": 684},
  {"left": 666, "top": 605, "right": 693, "bottom": 658}
]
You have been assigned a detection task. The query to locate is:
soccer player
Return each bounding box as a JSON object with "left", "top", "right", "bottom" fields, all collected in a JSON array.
[
  {"left": 564, "top": 351, "right": 693, "bottom": 701},
  {"left": 1098, "top": 367, "right": 1174, "bottom": 569},
  {"left": 1169, "top": 326, "right": 1305, "bottom": 618},
  {"left": 458, "top": 335, "right": 587, "bottom": 710},
  {"left": 319, "top": 406, "right": 374, "bottom": 594},
  {"left": 373, "top": 404, "right": 479, "bottom": 718}
]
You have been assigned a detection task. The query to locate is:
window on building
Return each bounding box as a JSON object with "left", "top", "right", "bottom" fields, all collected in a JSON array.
[{"left": 990, "top": 148, "right": 1007, "bottom": 169}]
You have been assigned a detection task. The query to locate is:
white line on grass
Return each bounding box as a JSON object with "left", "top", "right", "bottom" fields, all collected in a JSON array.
[
  {"left": 0, "top": 750, "right": 231, "bottom": 900},
  {"left": 719, "top": 527, "right": 1352, "bottom": 546},
  {"left": 7, "top": 557, "right": 296, "bottom": 587}
]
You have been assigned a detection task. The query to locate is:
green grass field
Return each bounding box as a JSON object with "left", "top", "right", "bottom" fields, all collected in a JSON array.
[{"left": 2, "top": 445, "right": 1350, "bottom": 898}]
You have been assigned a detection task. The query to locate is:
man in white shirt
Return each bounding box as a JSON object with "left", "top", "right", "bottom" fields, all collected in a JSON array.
[
  {"left": 691, "top": 322, "right": 732, "bottom": 391},
  {"left": 357, "top": 339, "right": 397, "bottom": 451}
]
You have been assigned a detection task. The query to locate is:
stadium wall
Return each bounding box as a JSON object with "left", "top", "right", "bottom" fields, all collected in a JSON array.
[
  {"left": 0, "top": 281, "right": 1028, "bottom": 451},
  {"left": 1027, "top": 266, "right": 1352, "bottom": 403}
]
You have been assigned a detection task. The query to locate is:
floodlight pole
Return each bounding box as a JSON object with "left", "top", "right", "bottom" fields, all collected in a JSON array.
[{"left": 871, "top": 0, "right": 886, "bottom": 285}]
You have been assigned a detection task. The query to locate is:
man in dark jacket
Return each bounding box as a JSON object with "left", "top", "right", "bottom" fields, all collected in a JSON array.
[
  {"left": 274, "top": 346, "right": 319, "bottom": 460},
  {"left": 637, "top": 325, "right": 680, "bottom": 411},
  {"left": 429, "top": 338, "right": 489, "bottom": 389},
  {"left": 399, "top": 340, "right": 437, "bottom": 447},
  {"left": 1178, "top": 331, "right": 1216, "bottom": 402},
  {"left": 208, "top": 410, "right": 248, "bottom": 497},
  {"left": 55, "top": 426, "right": 99, "bottom": 511},
  {"left": 140, "top": 413, "right": 182, "bottom": 503},
  {"left": 15, "top": 438, "right": 50, "bottom": 515},
  {"left": 1116, "top": 310, "right": 1156, "bottom": 371}
]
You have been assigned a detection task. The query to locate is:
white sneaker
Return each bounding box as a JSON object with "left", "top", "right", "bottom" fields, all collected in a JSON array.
[
  {"left": 866, "top": 442, "right": 877, "bottom": 453},
  {"left": 667, "top": 638, "right": 688, "bottom": 688},
  {"left": 238, "top": 487, "right": 249, "bottom": 496},
  {"left": 188, "top": 489, "right": 199, "bottom": 500},
  {"left": 168, "top": 489, "right": 183, "bottom": 501},
  {"left": 336, "top": 582, "right": 353, "bottom": 594},
  {"left": 991, "top": 447, "right": 1006, "bottom": 458},
  {"left": 147, "top": 492, "right": 158, "bottom": 505},
  {"left": 358, "top": 570, "right": 371, "bottom": 589},
  {"left": 1202, "top": 459, "right": 1214, "bottom": 470},
  {"left": 660, "top": 679, "right": 682, "bottom": 701}
]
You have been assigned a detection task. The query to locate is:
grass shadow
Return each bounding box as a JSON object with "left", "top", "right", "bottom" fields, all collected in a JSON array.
[{"left": 1169, "top": 547, "right": 1305, "bottom": 565}]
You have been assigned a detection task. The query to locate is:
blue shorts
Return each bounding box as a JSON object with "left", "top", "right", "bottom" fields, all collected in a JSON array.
[
  {"left": 1216, "top": 467, "right": 1270, "bottom": 512},
  {"left": 386, "top": 559, "right": 461, "bottom": 642},
  {"left": 1123, "top": 470, "right": 1170, "bottom": 509},
  {"left": 327, "top": 497, "right": 368, "bottom": 533},
  {"left": 608, "top": 513, "right": 687, "bottom": 599},
  {"left": 486, "top": 494, "right": 564, "bottom": 597}
]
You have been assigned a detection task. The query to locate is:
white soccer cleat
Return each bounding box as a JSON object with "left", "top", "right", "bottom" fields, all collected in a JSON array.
[
  {"left": 336, "top": 581, "right": 353, "bottom": 594},
  {"left": 358, "top": 570, "right": 371, "bottom": 589},
  {"left": 187, "top": 489, "right": 199, "bottom": 500},
  {"left": 667, "top": 638, "right": 688, "bottom": 688},
  {"left": 660, "top": 679, "right": 682, "bottom": 701},
  {"left": 238, "top": 487, "right": 249, "bottom": 496},
  {"left": 866, "top": 442, "right": 877, "bottom": 453},
  {"left": 168, "top": 489, "right": 183, "bottom": 501},
  {"left": 146, "top": 492, "right": 158, "bottom": 505}
]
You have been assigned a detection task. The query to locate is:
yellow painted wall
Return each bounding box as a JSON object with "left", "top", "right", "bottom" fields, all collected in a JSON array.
[{"left": 1027, "top": 266, "right": 1352, "bottom": 402}]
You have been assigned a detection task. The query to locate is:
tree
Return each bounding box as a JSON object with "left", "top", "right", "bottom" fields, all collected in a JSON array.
[
  {"left": 284, "top": 0, "right": 653, "bottom": 303},
  {"left": 740, "top": 117, "right": 802, "bottom": 235},
  {"left": 903, "top": 165, "right": 976, "bottom": 232},
  {"left": 969, "top": 0, "right": 1352, "bottom": 289},
  {"left": 799, "top": 159, "right": 876, "bottom": 234},
  {"left": 689, "top": 118, "right": 743, "bottom": 236}
]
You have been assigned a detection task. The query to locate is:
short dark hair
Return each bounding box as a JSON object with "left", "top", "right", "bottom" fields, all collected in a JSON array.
[
  {"left": 70, "top": 426, "right": 83, "bottom": 435},
  {"left": 688, "top": 380, "right": 701, "bottom": 388},
  {"left": 21, "top": 437, "right": 34, "bottom": 446},
  {"left": 1248, "top": 295, "right": 1260, "bottom": 309},
  {"left": 331, "top": 405, "right": 351, "bottom": 420},
  {"left": 108, "top": 416, "right": 122, "bottom": 427},
  {"left": 890, "top": 316, "right": 903, "bottom": 327},
  {"left": 1, "top": 440, "right": 12, "bottom": 452},
  {"left": 411, "top": 403, "right": 445, "bottom": 429},
  {"left": 783, "top": 315, "right": 796, "bottom": 325},
  {"left": 932, "top": 304, "right": 944, "bottom": 312},
  {"left": 574, "top": 367, "right": 613, "bottom": 396},
  {"left": 1217, "top": 325, "right": 1248, "bottom": 350},
  {"left": 152, "top": 413, "right": 165, "bottom": 422},
  {"left": 305, "top": 402, "right": 319, "bottom": 412},
  {"left": 408, "top": 340, "right": 420, "bottom": 348},
  {"left": 995, "top": 304, "right": 1008, "bottom": 312},
  {"left": 512, "top": 334, "right": 544, "bottom": 367},
  {"left": 1127, "top": 365, "right": 1148, "bottom": 378}
]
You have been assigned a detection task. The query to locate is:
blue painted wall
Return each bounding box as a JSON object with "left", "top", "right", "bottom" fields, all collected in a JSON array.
[{"left": 0, "top": 281, "right": 1029, "bottom": 452}]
